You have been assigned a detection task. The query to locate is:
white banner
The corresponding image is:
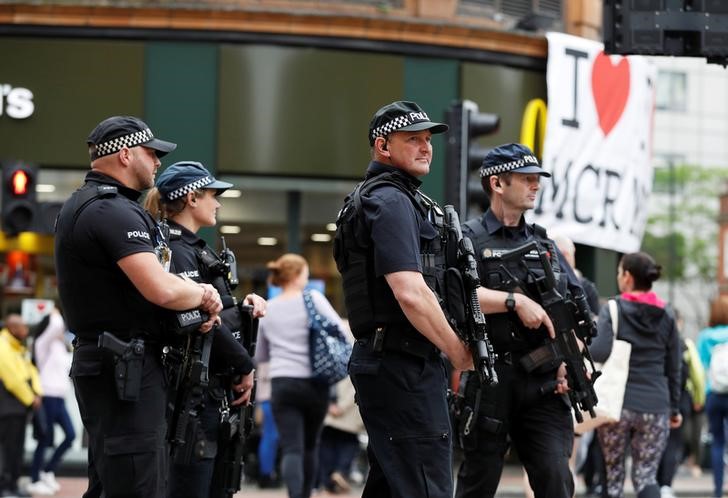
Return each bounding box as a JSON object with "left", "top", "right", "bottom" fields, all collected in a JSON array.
[{"left": 531, "top": 32, "right": 656, "bottom": 254}]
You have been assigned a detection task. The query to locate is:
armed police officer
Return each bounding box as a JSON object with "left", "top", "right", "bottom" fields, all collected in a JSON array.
[
  {"left": 454, "top": 143, "right": 588, "bottom": 498},
  {"left": 144, "top": 161, "right": 265, "bottom": 498},
  {"left": 334, "top": 101, "right": 473, "bottom": 498},
  {"left": 55, "top": 116, "right": 223, "bottom": 498}
]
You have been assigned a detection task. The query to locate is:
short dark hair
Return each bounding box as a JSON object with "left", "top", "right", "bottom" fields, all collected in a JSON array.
[
  {"left": 482, "top": 172, "right": 513, "bottom": 200},
  {"left": 619, "top": 251, "right": 662, "bottom": 291}
]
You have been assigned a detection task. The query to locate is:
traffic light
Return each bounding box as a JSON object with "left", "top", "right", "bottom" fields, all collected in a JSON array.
[
  {"left": 603, "top": 0, "right": 728, "bottom": 66},
  {"left": 2, "top": 162, "right": 37, "bottom": 236},
  {"left": 444, "top": 100, "right": 500, "bottom": 219}
]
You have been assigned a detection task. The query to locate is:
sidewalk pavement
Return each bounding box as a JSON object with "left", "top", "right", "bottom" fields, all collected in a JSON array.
[{"left": 32, "top": 463, "right": 717, "bottom": 498}]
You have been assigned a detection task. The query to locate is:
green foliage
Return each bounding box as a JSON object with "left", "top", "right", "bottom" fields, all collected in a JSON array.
[
  {"left": 645, "top": 163, "right": 728, "bottom": 282},
  {"left": 641, "top": 232, "right": 686, "bottom": 279}
]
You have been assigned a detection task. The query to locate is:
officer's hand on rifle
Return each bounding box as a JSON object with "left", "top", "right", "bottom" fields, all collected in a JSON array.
[
  {"left": 450, "top": 341, "right": 475, "bottom": 372},
  {"left": 510, "top": 293, "right": 555, "bottom": 339},
  {"left": 198, "top": 315, "right": 221, "bottom": 334},
  {"left": 243, "top": 292, "right": 267, "bottom": 318},
  {"left": 553, "top": 363, "right": 569, "bottom": 394},
  {"left": 230, "top": 369, "right": 255, "bottom": 406}
]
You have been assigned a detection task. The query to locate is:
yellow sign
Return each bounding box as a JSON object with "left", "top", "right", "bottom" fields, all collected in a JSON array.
[
  {"left": 0, "top": 232, "right": 54, "bottom": 255},
  {"left": 520, "top": 98, "right": 548, "bottom": 159}
]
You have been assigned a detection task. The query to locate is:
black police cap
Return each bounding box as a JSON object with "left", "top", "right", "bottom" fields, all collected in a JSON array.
[
  {"left": 87, "top": 116, "right": 177, "bottom": 161},
  {"left": 368, "top": 101, "right": 448, "bottom": 146},
  {"left": 156, "top": 161, "right": 233, "bottom": 201},
  {"left": 479, "top": 143, "right": 551, "bottom": 178}
]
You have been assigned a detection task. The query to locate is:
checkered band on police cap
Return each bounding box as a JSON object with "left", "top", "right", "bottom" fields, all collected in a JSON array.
[
  {"left": 478, "top": 142, "right": 550, "bottom": 178},
  {"left": 87, "top": 116, "right": 177, "bottom": 161},
  {"left": 370, "top": 115, "right": 414, "bottom": 143},
  {"left": 93, "top": 128, "right": 155, "bottom": 159},
  {"left": 479, "top": 156, "right": 539, "bottom": 177},
  {"left": 368, "top": 101, "right": 448, "bottom": 146},
  {"left": 166, "top": 176, "right": 214, "bottom": 200}
]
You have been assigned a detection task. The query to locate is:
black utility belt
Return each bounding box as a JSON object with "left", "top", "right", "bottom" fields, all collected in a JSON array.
[{"left": 357, "top": 325, "right": 439, "bottom": 360}]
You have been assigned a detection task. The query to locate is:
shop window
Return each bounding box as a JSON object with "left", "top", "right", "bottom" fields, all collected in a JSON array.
[{"left": 656, "top": 70, "right": 687, "bottom": 112}]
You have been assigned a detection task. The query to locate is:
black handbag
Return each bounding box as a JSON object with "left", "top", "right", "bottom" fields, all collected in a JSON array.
[{"left": 302, "top": 290, "right": 351, "bottom": 385}]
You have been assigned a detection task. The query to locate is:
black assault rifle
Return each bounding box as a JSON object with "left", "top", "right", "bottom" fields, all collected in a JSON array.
[
  {"left": 210, "top": 303, "right": 259, "bottom": 498},
  {"left": 443, "top": 205, "right": 498, "bottom": 386},
  {"left": 166, "top": 310, "right": 214, "bottom": 463},
  {"left": 484, "top": 241, "right": 600, "bottom": 422}
]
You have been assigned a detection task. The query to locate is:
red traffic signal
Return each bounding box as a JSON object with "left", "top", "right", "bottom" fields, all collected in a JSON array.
[
  {"left": 2, "top": 163, "right": 37, "bottom": 236},
  {"left": 10, "top": 169, "right": 30, "bottom": 196}
]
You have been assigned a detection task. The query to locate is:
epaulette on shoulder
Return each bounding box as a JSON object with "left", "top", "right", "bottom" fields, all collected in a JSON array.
[{"left": 96, "top": 185, "right": 118, "bottom": 197}]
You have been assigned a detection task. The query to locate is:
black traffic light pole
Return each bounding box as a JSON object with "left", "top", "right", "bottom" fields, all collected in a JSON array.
[{"left": 444, "top": 100, "right": 500, "bottom": 219}]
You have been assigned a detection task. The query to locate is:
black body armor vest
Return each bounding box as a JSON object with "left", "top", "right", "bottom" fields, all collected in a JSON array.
[
  {"left": 463, "top": 219, "right": 567, "bottom": 353},
  {"left": 333, "top": 172, "right": 447, "bottom": 338}
]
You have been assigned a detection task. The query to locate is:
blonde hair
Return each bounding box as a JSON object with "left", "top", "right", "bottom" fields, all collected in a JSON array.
[
  {"left": 267, "top": 253, "right": 307, "bottom": 286},
  {"left": 143, "top": 187, "right": 204, "bottom": 221}
]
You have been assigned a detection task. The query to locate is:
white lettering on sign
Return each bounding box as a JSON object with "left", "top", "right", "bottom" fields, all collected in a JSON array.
[{"left": 0, "top": 85, "right": 34, "bottom": 119}]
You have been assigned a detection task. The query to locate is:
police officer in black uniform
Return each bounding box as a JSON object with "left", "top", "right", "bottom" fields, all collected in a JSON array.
[
  {"left": 55, "top": 116, "right": 223, "bottom": 498},
  {"left": 454, "top": 143, "right": 584, "bottom": 498},
  {"left": 145, "top": 161, "right": 266, "bottom": 498},
  {"left": 334, "top": 101, "right": 473, "bottom": 498}
]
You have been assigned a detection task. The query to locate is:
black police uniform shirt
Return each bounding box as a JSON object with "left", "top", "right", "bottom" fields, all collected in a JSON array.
[
  {"left": 167, "top": 220, "right": 253, "bottom": 376},
  {"left": 463, "top": 208, "right": 582, "bottom": 353},
  {"left": 55, "top": 171, "right": 166, "bottom": 340},
  {"left": 361, "top": 162, "right": 437, "bottom": 278}
]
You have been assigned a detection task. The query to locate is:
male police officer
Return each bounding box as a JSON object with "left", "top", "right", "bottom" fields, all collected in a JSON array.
[
  {"left": 454, "top": 143, "right": 585, "bottom": 498},
  {"left": 55, "top": 116, "right": 223, "bottom": 498},
  {"left": 334, "top": 101, "right": 472, "bottom": 498}
]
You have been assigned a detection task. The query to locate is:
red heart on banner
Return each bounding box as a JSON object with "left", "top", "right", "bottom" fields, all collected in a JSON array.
[
  {"left": 591, "top": 51, "right": 630, "bottom": 136},
  {"left": 37, "top": 302, "right": 46, "bottom": 311}
]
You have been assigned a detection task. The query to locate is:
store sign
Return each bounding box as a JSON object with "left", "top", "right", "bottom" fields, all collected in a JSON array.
[
  {"left": 531, "top": 32, "right": 656, "bottom": 254},
  {"left": 1, "top": 84, "right": 34, "bottom": 119}
]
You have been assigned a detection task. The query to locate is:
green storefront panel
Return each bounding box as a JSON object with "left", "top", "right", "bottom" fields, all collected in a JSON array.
[
  {"left": 145, "top": 42, "right": 218, "bottom": 171},
  {"left": 0, "top": 38, "right": 144, "bottom": 167},
  {"left": 217, "top": 45, "right": 404, "bottom": 178},
  {"left": 404, "top": 57, "right": 458, "bottom": 202}
]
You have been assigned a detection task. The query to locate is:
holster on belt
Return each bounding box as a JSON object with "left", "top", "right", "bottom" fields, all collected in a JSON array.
[
  {"left": 364, "top": 325, "right": 438, "bottom": 360},
  {"left": 98, "top": 332, "right": 145, "bottom": 401}
]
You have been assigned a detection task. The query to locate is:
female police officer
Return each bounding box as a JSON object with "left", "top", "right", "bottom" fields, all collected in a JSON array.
[{"left": 145, "top": 161, "right": 266, "bottom": 498}]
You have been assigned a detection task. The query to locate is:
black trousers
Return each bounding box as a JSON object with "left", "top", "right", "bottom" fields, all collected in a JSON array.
[
  {"left": 72, "top": 343, "right": 167, "bottom": 498},
  {"left": 168, "top": 393, "right": 221, "bottom": 498},
  {"left": 455, "top": 359, "right": 575, "bottom": 498},
  {"left": 270, "top": 377, "right": 330, "bottom": 498},
  {"left": 0, "top": 414, "right": 28, "bottom": 492},
  {"left": 349, "top": 341, "right": 452, "bottom": 498}
]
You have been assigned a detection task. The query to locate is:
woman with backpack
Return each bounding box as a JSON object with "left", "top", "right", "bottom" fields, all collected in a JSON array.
[
  {"left": 696, "top": 296, "right": 728, "bottom": 498},
  {"left": 590, "top": 251, "right": 682, "bottom": 498}
]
